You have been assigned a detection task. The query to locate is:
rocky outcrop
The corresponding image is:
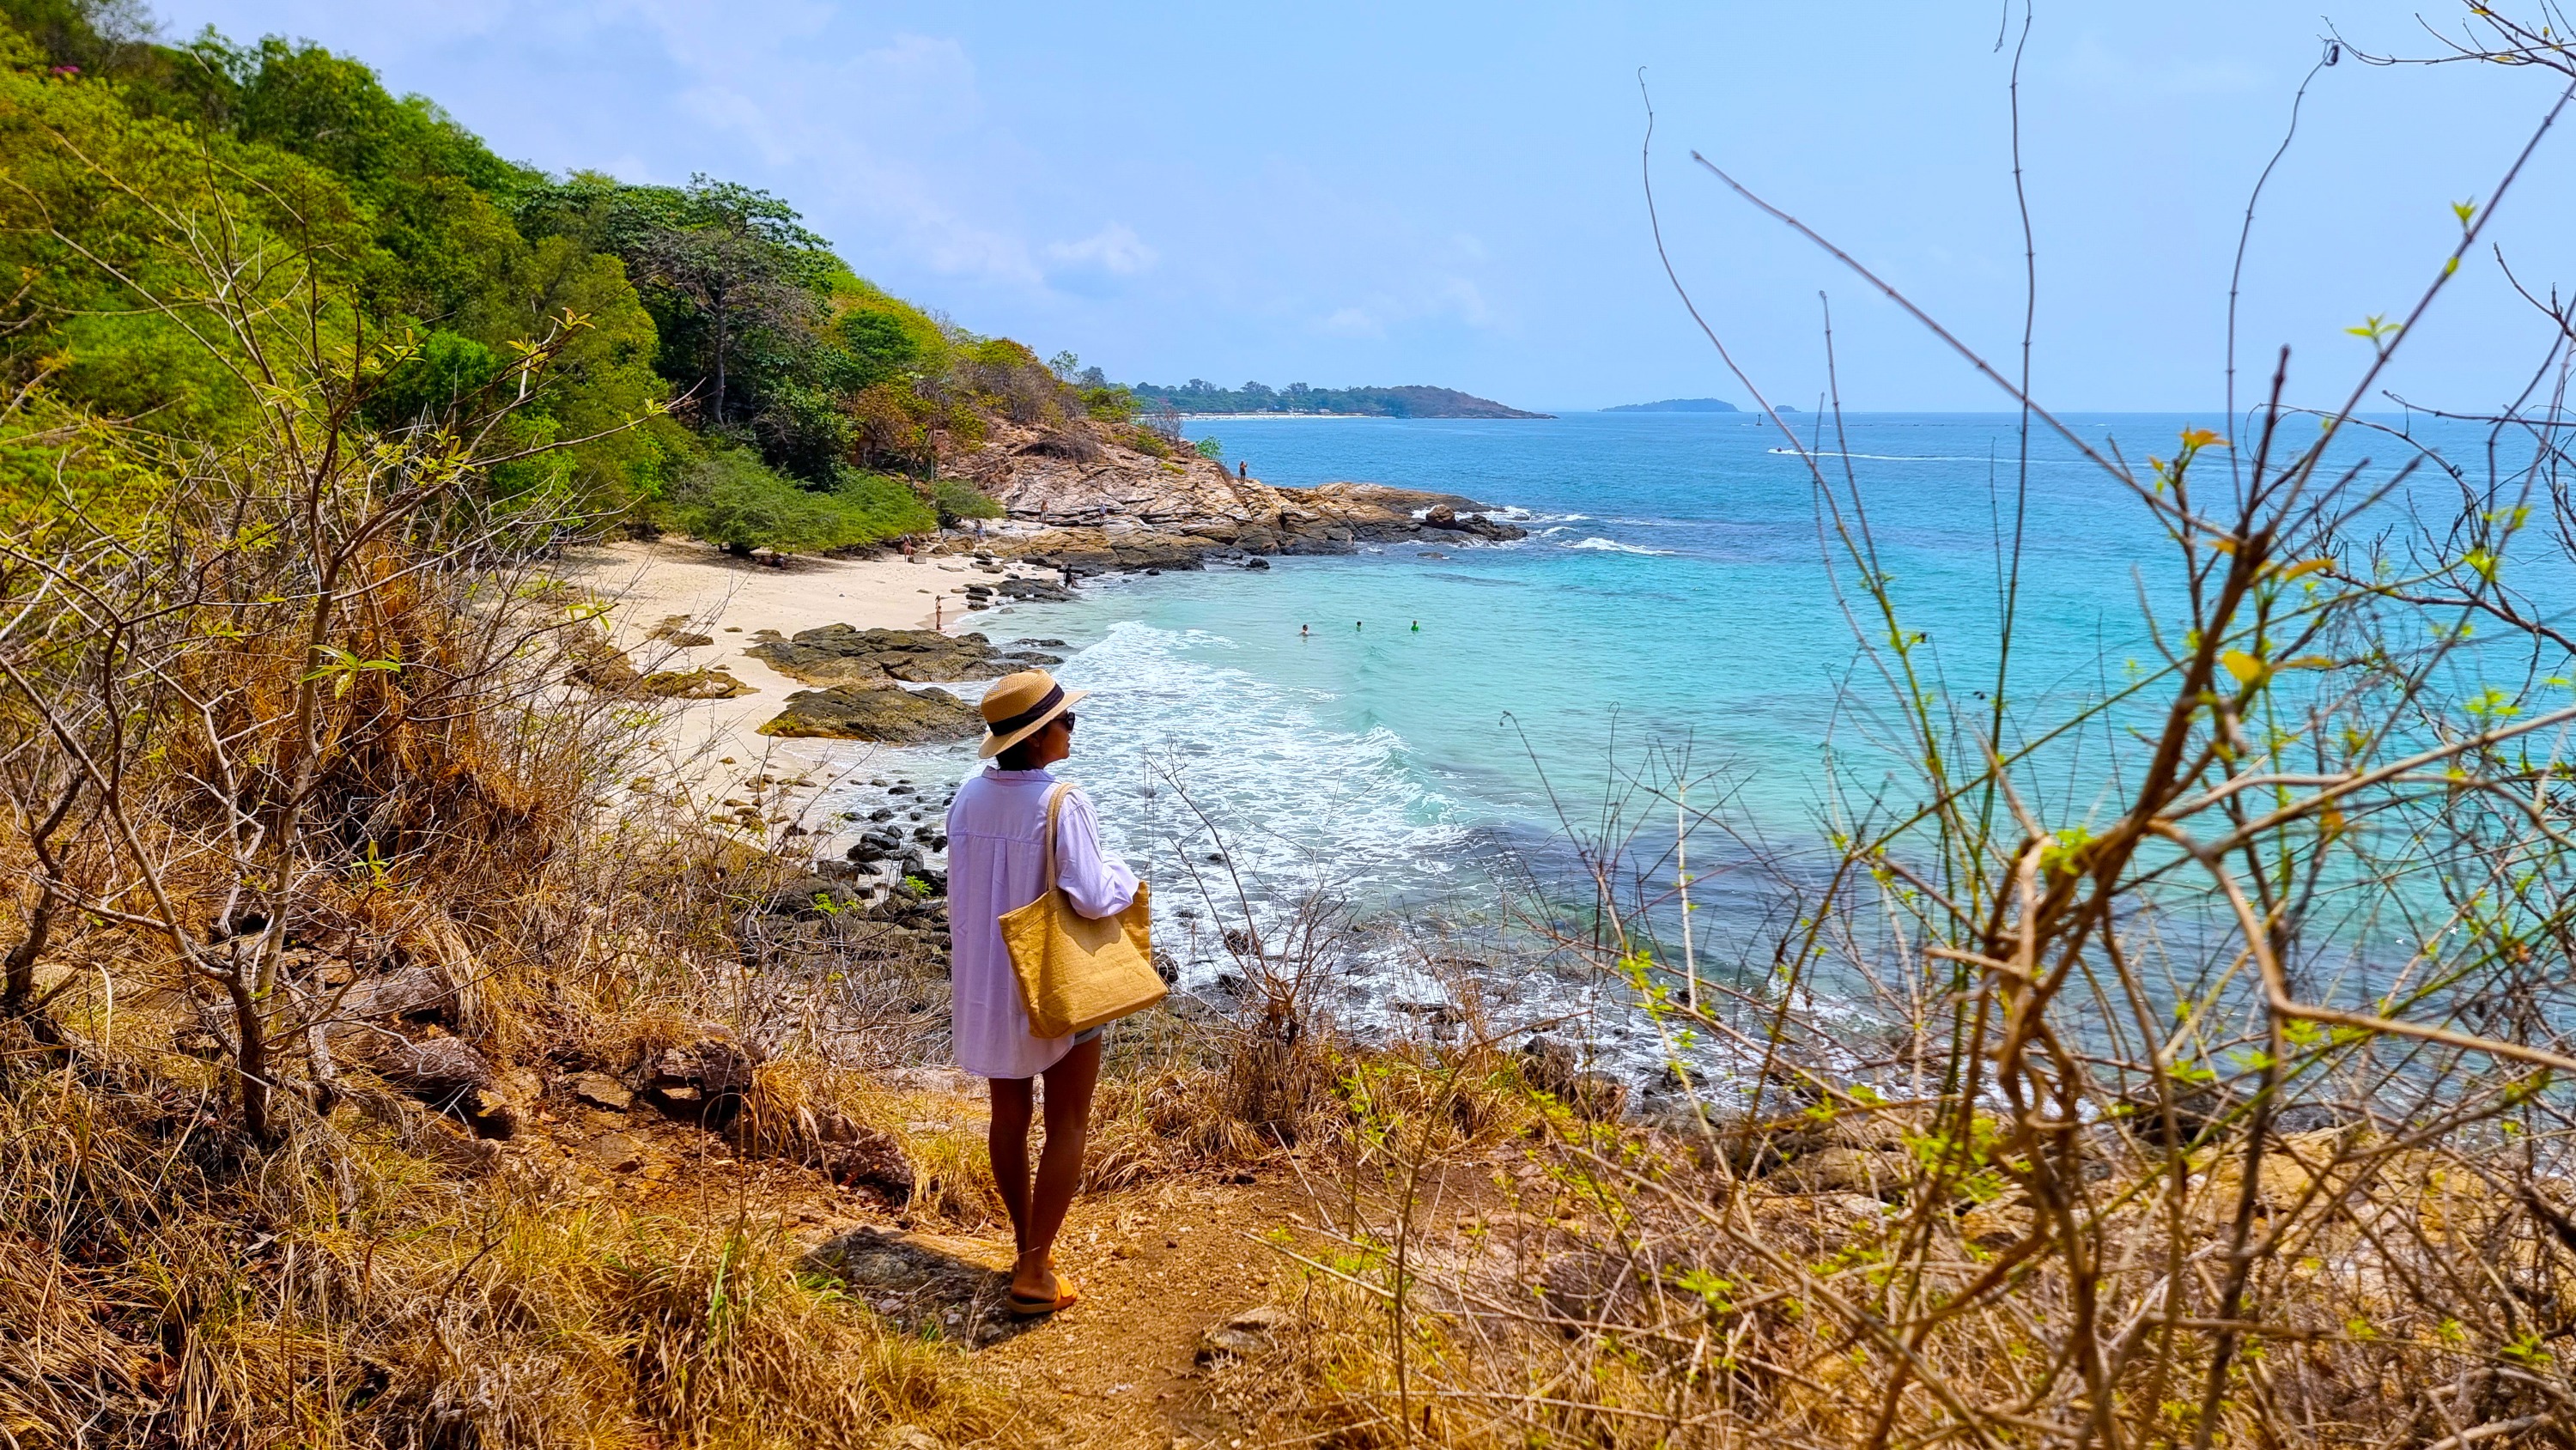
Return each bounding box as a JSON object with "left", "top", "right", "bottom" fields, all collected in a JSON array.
[
  {"left": 941, "top": 418, "right": 1524, "bottom": 573},
  {"left": 744, "top": 626, "right": 1059, "bottom": 687},
  {"left": 756, "top": 685, "right": 981, "bottom": 743}
]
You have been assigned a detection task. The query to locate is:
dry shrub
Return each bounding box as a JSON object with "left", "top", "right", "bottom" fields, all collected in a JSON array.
[{"left": 0, "top": 1028, "right": 1005, "bottom": 1449}]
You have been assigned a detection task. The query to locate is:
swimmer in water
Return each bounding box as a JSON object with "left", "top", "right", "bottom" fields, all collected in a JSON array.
[
  {"left": 1410, "top": 620, "right": 1419, "bottom": 632},
  {"left": 1300, "top": 624, "right": 1309, "bottom": 639},
  {"left": 1355, "top": 620, "right": 1364, "bottom": 631}
]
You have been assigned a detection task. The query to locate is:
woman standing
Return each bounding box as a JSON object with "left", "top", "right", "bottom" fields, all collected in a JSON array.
[{"left": 945, "top": 669, "right": 1136, "bottom": 1315}]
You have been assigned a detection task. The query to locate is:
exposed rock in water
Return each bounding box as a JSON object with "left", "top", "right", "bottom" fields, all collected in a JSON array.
[
  {"left": 759, "top": 685, "right": 981, "bottom": 743},
  {"left": 1421, "top": 503, "right": 1525, "bottom": 541},
  {"left": 639, "top": 668, "right": 756, "bottom": 700},
  {"left": 994, "top": 577, "right": 1072, "bottom": 602},
  {"left": 744, "top": 626, "right": 1060, "bottom": 687}
]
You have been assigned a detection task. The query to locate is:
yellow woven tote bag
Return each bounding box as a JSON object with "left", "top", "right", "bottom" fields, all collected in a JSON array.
[{"left": 999, "top": 783, "right": 1163, "bottom": 1039}]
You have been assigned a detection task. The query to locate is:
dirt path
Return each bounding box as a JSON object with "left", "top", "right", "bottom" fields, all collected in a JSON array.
[
  {"left": 517, "top": 1073, "right": 1327, "bottom": 1448},
  {"left": 972, "top": 1175, "right": 1316, "bottom": 1447}
]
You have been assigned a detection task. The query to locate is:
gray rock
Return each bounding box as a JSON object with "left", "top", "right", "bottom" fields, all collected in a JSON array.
[
  {"left": 349, "top": 966, "right": 453, "bottom": 1024},
  {"left": 349, "top": 1033, "right": 491, "bottom": 1107}
]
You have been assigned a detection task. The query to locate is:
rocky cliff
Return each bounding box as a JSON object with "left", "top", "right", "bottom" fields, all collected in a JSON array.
[{"left": 940, "top": 418, "right": 1523, "bottom": 573}]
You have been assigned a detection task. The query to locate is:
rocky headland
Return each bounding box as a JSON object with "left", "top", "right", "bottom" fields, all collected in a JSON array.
[{"left": 939, "top": 417, "right": 1527, "bottom": 573}]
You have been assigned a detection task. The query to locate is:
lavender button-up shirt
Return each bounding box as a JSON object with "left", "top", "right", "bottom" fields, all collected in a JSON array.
[{"left": 944, "top": 767, "right": 1139, "bottom": 1080}]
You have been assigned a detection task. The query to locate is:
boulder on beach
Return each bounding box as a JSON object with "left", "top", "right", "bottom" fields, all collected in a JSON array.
[
  {"left": 757, "top": 685, "right": 981, "bottom": 743},
  {"left": 744, "top": 625, "right": 1060, "bottom": 686},
  {"left": 560, "top": 622, "right": 639, "bottom": 694},
  {"left": 645, "top": 614, "right": 716, "bottom": 647},
  {"left": 638, "top": 668, "right": 755, "bottom": 700}
]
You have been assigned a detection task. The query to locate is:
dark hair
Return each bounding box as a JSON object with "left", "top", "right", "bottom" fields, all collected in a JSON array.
[{"left": 995, "top": 714, "right": 1063, "bottom": 771}]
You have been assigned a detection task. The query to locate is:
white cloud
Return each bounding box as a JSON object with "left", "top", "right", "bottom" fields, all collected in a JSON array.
[
  {"left": 1045, "top": 224, "right": 1157, "bottom": 277},
  {"left": 1311, "top": 274, "right": 1495, "bottom": 340}
]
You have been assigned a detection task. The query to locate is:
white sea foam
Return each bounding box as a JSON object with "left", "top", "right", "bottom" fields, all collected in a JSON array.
[
  {"left": 823, "top": 622, "right": 1470, "bottom": 990},
  {"left": 1564, "top": 537, "right": 1676, "bottom": 555}
]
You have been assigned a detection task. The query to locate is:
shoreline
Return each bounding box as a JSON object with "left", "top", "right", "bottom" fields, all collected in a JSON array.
[
  {"left": 550, "top": 478, "right": 1534, "bottom": 895},
  {"left": 556, "top": 539, "right": 1066, "bottom": 816}
]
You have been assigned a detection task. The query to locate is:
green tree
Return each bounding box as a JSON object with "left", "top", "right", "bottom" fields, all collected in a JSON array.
[{"left": 627, "top": 177, "right": 830, "bottom": 428}]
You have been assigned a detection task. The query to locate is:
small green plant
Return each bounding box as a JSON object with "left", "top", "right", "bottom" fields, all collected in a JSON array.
[{"left": 1194, "top": 437, "right": 1223, "bottom": 461}]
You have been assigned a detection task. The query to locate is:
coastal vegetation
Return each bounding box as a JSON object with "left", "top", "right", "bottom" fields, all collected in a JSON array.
[
  {"left": 0, "top": 1, "right": 2573, "bottom": 1447},
  {"left": 0, "top": 0, "right": 1042, "bottom": 562}
]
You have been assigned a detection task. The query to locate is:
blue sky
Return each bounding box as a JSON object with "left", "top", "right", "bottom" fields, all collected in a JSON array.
[{"left": 149, "top": 1, "right": 2576, "bottom": 414}]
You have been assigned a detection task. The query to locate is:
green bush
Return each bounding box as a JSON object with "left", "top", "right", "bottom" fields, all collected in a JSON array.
[
  {"left": 1194, "top": 437, "right": 1223, "bottom": 461},
  {"left": 927, "top": 478, "right": 1002, "bottom": 526},
  {"left": 832, "top": 467, "right": 938, "bottom": 538},
  {"left": 667, "top": 450, "right": 928, "bottom": 556},
  {"left": 1082, "top": 383, "right": 1139, "bottom": 423}
]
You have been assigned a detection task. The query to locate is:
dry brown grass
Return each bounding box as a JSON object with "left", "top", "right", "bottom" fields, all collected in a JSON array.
[{"left": 0, "top": 1021, "right": 1008, "bottom": 1449}]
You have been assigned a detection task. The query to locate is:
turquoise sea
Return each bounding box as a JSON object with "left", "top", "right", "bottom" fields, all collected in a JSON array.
[{"left": 824, "top": 410, "right": 2525, "bottom": 1029}]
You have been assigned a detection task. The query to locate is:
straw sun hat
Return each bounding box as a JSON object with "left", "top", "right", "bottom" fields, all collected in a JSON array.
[{"left": 977, "top": 669, "right": 1089, "bottom": 760}]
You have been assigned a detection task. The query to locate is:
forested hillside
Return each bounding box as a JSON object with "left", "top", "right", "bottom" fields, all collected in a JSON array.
[
  {"left": 0, "top": 0, "right": 1140, "bottom": 554},
  {"left": 1127, "top": 379, "right": 1548, "bottom": 418}
]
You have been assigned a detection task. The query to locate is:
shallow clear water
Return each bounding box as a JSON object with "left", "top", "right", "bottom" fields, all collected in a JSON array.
[{"left": 818, "top": 410, "right": 2536, "bottom": 1006}]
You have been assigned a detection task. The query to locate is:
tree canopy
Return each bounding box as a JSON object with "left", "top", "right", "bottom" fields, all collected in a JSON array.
[{"left": 0, "top": 0, "right": 1044, "bottom": 554}]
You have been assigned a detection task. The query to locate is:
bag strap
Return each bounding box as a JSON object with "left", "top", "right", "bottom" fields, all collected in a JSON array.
[{"left": 1039, "top": 781, "right": 1071, "bottom": 893}]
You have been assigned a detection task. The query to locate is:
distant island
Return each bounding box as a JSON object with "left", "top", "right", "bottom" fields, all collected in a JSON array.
[
  {"left": 1605, "top": 397, "right": 1740, "bottom": 413},
  {"left": 1130, "top": 379, "right": 1550, "bottom": 419}
]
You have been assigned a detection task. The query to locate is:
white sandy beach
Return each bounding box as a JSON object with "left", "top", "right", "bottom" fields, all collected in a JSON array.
[{"left": 556, "top": 538, "right": 1049, "bottom": 815}]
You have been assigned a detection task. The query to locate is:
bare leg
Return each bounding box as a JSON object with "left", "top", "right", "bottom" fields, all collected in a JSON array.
[
  {"left": 1012, "top": 1034, "right": 1103, "bottom": 1301},
  {"left": 987, "top": 1075, "right": 1036, "bottom": 1255}
]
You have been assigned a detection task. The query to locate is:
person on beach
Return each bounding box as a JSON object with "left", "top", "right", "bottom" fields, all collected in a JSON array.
[{"left": 945, "top": 670, "right": 1137, "bottom": 1316}]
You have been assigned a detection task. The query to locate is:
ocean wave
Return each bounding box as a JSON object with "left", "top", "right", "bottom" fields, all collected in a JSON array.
[
  {"left": 823, "top": 622, "right": 1467, "bottom": 989},
  {"left": 1564, "top": 537, "right": 1676, "bottom": 555}
]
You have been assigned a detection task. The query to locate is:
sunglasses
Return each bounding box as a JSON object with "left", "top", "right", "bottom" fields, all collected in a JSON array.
[{"left": 1059, "top": 712, "right": 1078, "bottom": 730}]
